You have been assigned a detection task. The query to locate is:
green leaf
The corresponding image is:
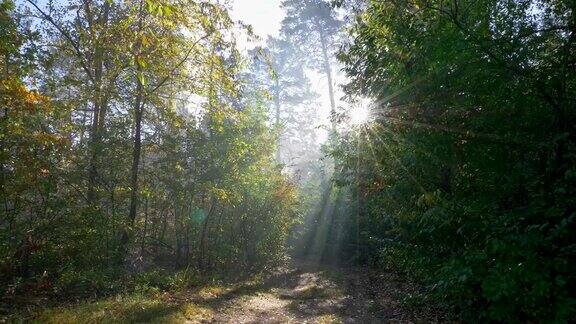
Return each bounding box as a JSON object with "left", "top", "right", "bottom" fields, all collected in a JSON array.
[{"left": 137, "top": 72, "right": 146, "bottom": 86}]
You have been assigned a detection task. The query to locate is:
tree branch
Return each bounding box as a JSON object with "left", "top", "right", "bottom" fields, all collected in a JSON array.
[
  {"left": 145, "top": 32, "right": 213, "bottom": 97},
  {"left": 25, "top": 0, "right": 94, "bottom": 83}
]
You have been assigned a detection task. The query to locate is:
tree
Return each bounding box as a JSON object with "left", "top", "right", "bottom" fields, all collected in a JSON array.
[
  {"left": 1, "top": 0, "right": 300, "bottom": 299},
  {"left": 333, "top": 0, "right": 576, "bottom": 321},
  {"left": 24, "top": 0, "right": 127, "bottom": 205},
  {"left": 248, "top": 36, "right": 318, "bottom": 165},
  {"left": 280, "top": 0, "right": 342, "bottom": 132}
]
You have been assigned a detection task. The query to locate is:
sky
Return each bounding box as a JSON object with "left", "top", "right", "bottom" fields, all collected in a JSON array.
[
  {"left": 230, "top": 0, "right": 342, "bottom": 142},
  {"left": 231, "top": 0, "right": 285, "bottom": 39}
]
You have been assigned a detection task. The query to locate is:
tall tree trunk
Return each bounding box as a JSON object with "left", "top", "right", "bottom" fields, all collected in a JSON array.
[
  {"left": 1, "top": 53, "right": 9, "bottom": 224},
  {"left": 125, "top": 0, "right": 145, "bottom": 248},
  {"left": 3, "top": 52, "right": 9, "bottom": 118},
  {"left": 318, "top": 27, "right": 336, "bottom": 133},
  {"left": 274, "top": 79, "right": 281, "bottom": 162},
  {"left": 87, "top": 1, "right": 111, "bottom": 203},
  {"left": 199, "top": 199, "right": 216, "bottom": 271},
  {"left": 128, "top": 75, "right": 144, "bottom": 228},
  {"left": 87, "top": 94, "right": 102, "bottom": 202},
  {"left": 140, "top": 152, "right": 148, "bottom": 255}
]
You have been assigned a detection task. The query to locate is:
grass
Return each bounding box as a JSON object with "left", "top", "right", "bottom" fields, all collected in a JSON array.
[
  {"left": 316, "top": 314, "right": 343, "bottom": 324},
  {"left": 181, "top": 303, "right": 214, "bottom": 321},
  {"left": 2, "top": 265, "right": 360, "bottom": 323},
  {"left": 22, "top": 281, "right": 270, "bottom": 323},
  {"left": 36, "top": 294, "right": 183, "bottom": 324},
  {"left": 2, "top": 269, "right": 272, "bottom": 323},
  {"left": 0, "top": 265, "right": 269, "bottom": 323},
  {"left": 31, "top": 292, "right": 223, "bottom": 324},
  {"left": 196, "top": 285, "right": 229, "bottom": 300},
  {"left": 25, "top": 279, "right": 240, "bottom": 324}
]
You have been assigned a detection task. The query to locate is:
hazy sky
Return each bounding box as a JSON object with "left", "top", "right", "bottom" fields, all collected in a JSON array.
[
  {"left": 231, "top": 0, "right": 285, "bottom": 39},
  {"left": 230, "top": 0, "right": 343, "bottom": 141}
]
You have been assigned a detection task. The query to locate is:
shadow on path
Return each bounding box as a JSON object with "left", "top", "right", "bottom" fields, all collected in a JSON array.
[
  {"left": 28, "top": 260, "right": 444, "bottom": 323},
  {"left": 186, "top": 260, "right": 443, "bottom": 323}
]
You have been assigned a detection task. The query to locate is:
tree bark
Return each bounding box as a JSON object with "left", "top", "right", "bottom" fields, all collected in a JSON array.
[
  {"left": 125, "top": 0, "right": 145, "bottom": 249},
  {"left": 128, "top": 76, "right": 144, "bottom": 227}
]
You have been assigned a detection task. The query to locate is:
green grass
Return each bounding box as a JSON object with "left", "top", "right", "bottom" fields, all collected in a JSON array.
[
  {"left": 1, "top": 268, "right": 272, "bottom": 323},
  {"left": 35, "top": 294, "right": 183, "bottom": 324},
  {"left": 24, "top": 279, "right": 238, "bottom": 323},
  {"left": 10, "top": 291, "right": 219, "bottom": 324}
]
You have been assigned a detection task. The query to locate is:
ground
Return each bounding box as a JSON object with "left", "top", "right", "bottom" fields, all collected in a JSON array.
[{"left": 22, "top": 261, "right": 444, "bottom": 323}]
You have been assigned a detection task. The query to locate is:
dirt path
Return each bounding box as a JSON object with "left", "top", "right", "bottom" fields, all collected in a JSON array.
[
  {"left": 21, "top": 261, "right": 443, "bottom": 323},
  {"left": 183, "top": 261, "right": 442, "bottom": 323}
]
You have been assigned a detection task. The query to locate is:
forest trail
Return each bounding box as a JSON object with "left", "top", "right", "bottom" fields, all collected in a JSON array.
[
  {"left": 161, "top": 260, "right": 439, "bottom": 323},
  {"left": 28, "top": 261, "right": 442, "bottom": 323}
]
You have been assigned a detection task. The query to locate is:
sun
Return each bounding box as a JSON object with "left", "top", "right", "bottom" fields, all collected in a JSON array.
[{"left": 350, "top": 99, "right": 372, "bottom": 126}]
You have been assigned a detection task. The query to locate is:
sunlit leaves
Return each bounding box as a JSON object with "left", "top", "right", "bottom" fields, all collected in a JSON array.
[
  {"left": 334, "top": 0, "right": 576, "bottom": 321},
  {"left": 145, "top": 0, "right": 175, "bottom": 17}
]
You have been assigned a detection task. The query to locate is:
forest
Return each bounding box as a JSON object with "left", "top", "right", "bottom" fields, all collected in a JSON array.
[{"left": 1, "top": 0, "right": 575, "bottom": 322}]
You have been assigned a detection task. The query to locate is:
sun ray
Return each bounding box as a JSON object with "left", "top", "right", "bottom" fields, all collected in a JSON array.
[
  {"left": 361, "top": 126, "right": 428, "bottom": 194},
  {"left": 369, "top": 123, "right": 445, "bottom": 165}
]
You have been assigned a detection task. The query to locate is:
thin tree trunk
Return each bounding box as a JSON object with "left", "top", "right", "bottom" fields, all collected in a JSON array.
[
  {"left": 127, "top": 0, "right": 145, "bottom": 235},
  {"left": 318, "top": 27, "right": 336, "bottom": 132},
  {"left": 274, "top": 79, "right": 281, "bottom": 162},
  {"left": 3, "top": 52, "right": 9, "bottom": 118},
  {"left": 1, "top": 53, "right": 9, "bottom": 225},
  {"left": 128, "top": 82, "right": 144, "bottom": 227},
  {"left": 140, "top": 148, "right": 148, "bottom": 255},
  {"left": 87, "top": 1, "right": 111, "bottom": 203},
  {"left": 199, "top": 199, "right": 216, "bottom": 271},
  {"left": 87, "top": 100, "right": 101, "bottom": 202}
]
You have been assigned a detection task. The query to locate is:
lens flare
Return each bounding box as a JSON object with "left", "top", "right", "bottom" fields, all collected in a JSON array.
[{"left": 350, "top": 99, "right": 372, "bottom": 126}]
